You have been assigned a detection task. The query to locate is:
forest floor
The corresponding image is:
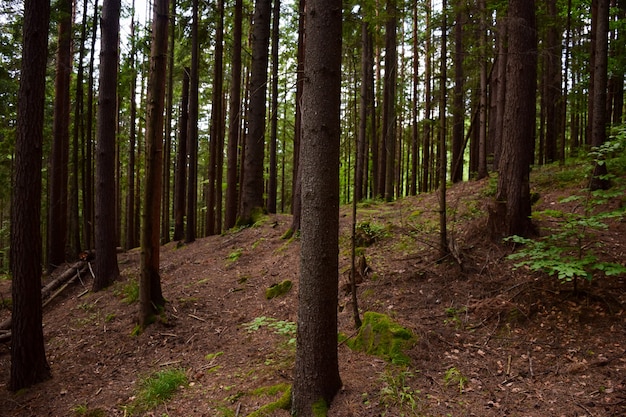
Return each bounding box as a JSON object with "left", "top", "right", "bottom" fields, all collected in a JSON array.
[{"left": 0, "top": 165, "right": 625, "bottom": 417}]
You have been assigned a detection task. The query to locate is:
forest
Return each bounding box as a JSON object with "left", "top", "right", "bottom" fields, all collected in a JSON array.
[{"left": 0, "top": 0, "right": 625, "bottom": 415}]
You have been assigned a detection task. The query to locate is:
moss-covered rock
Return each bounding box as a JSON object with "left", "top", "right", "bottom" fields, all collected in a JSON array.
[
  {"left": 265, "top": 280, "right": 293, "bottom": 299},
  {"left": 344, "top": 311, "right": 416, "bottom": 365}
]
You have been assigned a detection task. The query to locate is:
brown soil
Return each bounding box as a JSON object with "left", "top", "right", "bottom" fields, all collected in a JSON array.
[{"left": 0, "top": 176, "right": 625, "bottom": 417}]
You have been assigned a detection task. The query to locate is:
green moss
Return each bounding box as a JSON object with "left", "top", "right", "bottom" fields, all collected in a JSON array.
[
  {"left": 344, "top": 311, "right": 416, "bottom": 365},
  {"left": 312, "top": 398, "right": 329, "bottom": 416},
  {"left": 265, "top": 280, "right": 292, "bottom": 299},
  {"left": 246, "top": 384, "right": 291, "bottom": 417}
]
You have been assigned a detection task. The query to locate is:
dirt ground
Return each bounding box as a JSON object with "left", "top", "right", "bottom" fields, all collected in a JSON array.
[{"left": 0, "top": 175, "right": 625, "bottom": 417}]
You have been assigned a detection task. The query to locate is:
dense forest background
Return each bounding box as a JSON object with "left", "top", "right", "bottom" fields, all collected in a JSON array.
[
  {"left": 0, "top": 0, "right": 625, "bottom": 412},
  {"left": 0, "top": 0, "right": 623, "bottom": 270}
]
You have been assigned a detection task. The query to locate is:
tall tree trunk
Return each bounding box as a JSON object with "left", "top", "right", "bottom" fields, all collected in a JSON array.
[
  {"left": 410, "top": 4, "right": 419, "bottom": 195},
  {"left": 93, "top": 0, "right": 121, "bottom": 291},
  {"left": 207, "top": 0, "right": 225, "bottom": 235},
  {"left": 125, "top": 6, "right": 138, "bottom": 251},
  {"left": 186, "top": 0, "right": 199, "bottom": 243},
  {"left": 140, "top": 0, "right": 170, "bottom": 326},
  {"left": 71, "top": 0, "right": 90, "bottom": 258},
  {"left": 83, "top": 0, "right": 98, "bottom": 252},
  {"left": 173, "top": 69, "right": 190, "bottom": 241},
  {"left": 356, "top": 19, "right": 372, "bottom": 202},
  {"left": 162, "top": 0, "right": 176, "bottom": 244},
  {"left": 292, "top": 0, "right": 343, "bottom": 411},
  {"left": 493, "top": 5, "right": 507, "bottom": 171},
  {"left": 439, "top": 0, "right": 448, "bottom": 257},
  {"left": 267, "top": 0, "right": 280, "bottom": 214},
  {"left": 48, "top": 0, "right": 73, "bottom": 271},
  {"left": 286, "top": 0, "right": 305, "bottom": 237},
  {"left": 488, "top": 0, "right": 537, "bottom": 239},
  {"left": 544, "top": 0, "right": 562, "bottom": 164},
  {"left": 476, "top": 0, "right": 488, "bottom": 180},
  {"left": 589, "top": 0, "right": 611, "bottom": 190},
  {"left": 225, "top": 0, "right": 243, "bottom": 230},
  {"left": 421, "top": 1, "right": 432, "bottom": 193},
  {"left": 239, "top": 0, "right": 272, "bottom": 225},
  {"left": 9, "top": 0, "right": 52, "bottom": 391},
  {"left": 383, "top": 0, "right": 397, "bottom": 202},
  {"left": 451, "top": 1, "right": 464, "bottom": 183}
]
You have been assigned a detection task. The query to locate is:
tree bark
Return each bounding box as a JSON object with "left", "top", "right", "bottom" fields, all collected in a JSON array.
[
  {"left": 173, "top": 69, "right": 190, "bottom": 241},
  {"left": 225, "top": 0, "right": 243, "bottom": 230},
  {"left": 186, "top": 0, "right": 199, "bottom": 243},
  {"left": 93, "top": 0, "right": 121, "bottom": 291},
  {"left": 239, "top": 0, "right": 272, "bottom": 226},
  {"left": 9, "top": 0, "right": 52, "bottom": 391},
  {"left": 267, "top": 0, "right": 280, "bottom": 214},
  {"left": 488, "top": 0, "right": 537, "bottom": 239},
  {"left": 292, "top": 0, "right": 343, "bottom": 412},
  {"left": 48, "top": 0, "right": 73, "bottom": 272},
  {"left": 140, "top": 0, "right": 170, "bottom": 326}
]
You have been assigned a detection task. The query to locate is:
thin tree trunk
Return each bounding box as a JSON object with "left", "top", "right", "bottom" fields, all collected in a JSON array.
[
  {"left": 267, "top": 0, "right": 280, "bottom": 214},
  {"left": 125, "top": 7, "right": 137, "bottom": 250},
  {"left": 186, "top": 0, "right": 199, "bottom": 243},
  {"left": 439, "top": 0, "right": 448, "bottom": 257},
  {"left": 173, "top": 69, "right": 189, "bottom": 241},
  {"left": 383, "top": 0, "right": 397, "bottom": 202},
  {"left": 48, "top": 0, "right": 73, "bottom": 271},
  {"left": 225, "top": 0, "right": 243, "bottom": 230},
  {"left": 451, "top": 1, "right": 464, "bottom": 183}
]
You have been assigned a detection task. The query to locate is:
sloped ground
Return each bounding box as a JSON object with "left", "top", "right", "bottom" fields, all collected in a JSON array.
[{"left": 0, "top": 172, "right": 625, "bottom": 417}]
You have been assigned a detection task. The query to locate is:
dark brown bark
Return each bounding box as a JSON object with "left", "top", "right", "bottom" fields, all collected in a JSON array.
[
  {"left": 48, "top": 0, "right": 73, "bottom": 272},
  {"left": 93, "top": 0, "right": 121, "bottom": 291},
  {"left": 356, "top": 19, "right": 372, "bottom": 202},
  {"left": 451, "top": 1, "right": 464, "bottom": 183},
  {"left": 383, "top": 0, "right": 397, "bottom": 202},
  {"left": 161, "top": 0, "right": 176, "bottom": 244},
  {"left": 10, "top": 0, "right": 52, "bottom": 391},
  {"left": 292, "top": 0, "right": 342, "bottom": 411},
  {"left": 83, "top": 0, "right": 98, "bottom": 252},
  {"left": 225, "top": 0, "right": 243, "bottom": 230},
  {"left": 476, "top": 0, "right": 488, "bottom": 180},
  {"left": 207, "top": 0, "right": 225, "bottom": 235},
  {"left": 173, "top": 69, "right": 190, "bottom": 241},
  {"left": 140, "top": 0, "right": 170, "bottom": 326},
  {"left": 589, "top": 0, "right": 610, "bottom": 190},
  {"left": 439, "top": 0, "right": 448, "bottom": 258},
  {"left": 488, "top": 0, "right": 537, "bottom": 240},
  {"left": 544, "top": 0, "right": 562, "bottom": 164},
  {"left": 125, "top": 8, "right": 138, "bottom": 251},
  {"left": 239, "top": 0, "right": 272, "bottom": 225},
  {"left": 287, "top": 0, "right": 305, "bottom": 236},
  {"left": 410, "top": 4, "right": 419, "bottom": 195},
  {"left": 421, "top": 1, "right": 432, "bottom": 193},
  {"left": 267, "top": 0, "right": 280, "bottom": 214},
  {"left": 186, "top": 0, "right": 199, "bottom": 243}
]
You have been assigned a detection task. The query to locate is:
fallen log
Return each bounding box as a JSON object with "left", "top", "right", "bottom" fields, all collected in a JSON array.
[{"left": 0, "top": 260, "right": 88, "bottom": 332}]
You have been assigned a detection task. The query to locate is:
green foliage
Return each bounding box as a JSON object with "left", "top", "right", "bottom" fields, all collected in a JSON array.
[
  {"left": 125, "top": 368, "right": 188, "bottom": 415},
  {"left": 243, "top": 316, "right": 296, "bottom": 345},
  {"left": 265, "top": 280, "right": 292, "bottom": 299},
  {"left": 114, "top": 279, "right": 139, "bottom": 304},
  {"left": 443, "top": 367, "right": 468, "bottom": 393},
  {"left": 379, "top": 367, "right": 421, "bottom": 416},
  {"left": 354, "top": 221, "right": 389, "bottom": 247},
  {"left": 245, "top": 384, "right": 291, "bottom": 417},
  {"left": 506, "top": 135, "right": 626, "bottom": 287},
  {"left": 226, "top": 248, "right": 243, "bottom": 263},
  {"left": 343, "top": 312, "right": 416, "bottom": 365}
]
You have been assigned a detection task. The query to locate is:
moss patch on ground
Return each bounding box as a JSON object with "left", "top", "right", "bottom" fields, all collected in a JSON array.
[
  {"left": 343, "top": 311, "right": 416, "bottom": 365},
  {"left": 265, "top": 280, "right": 292, "bottom": 299}
]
